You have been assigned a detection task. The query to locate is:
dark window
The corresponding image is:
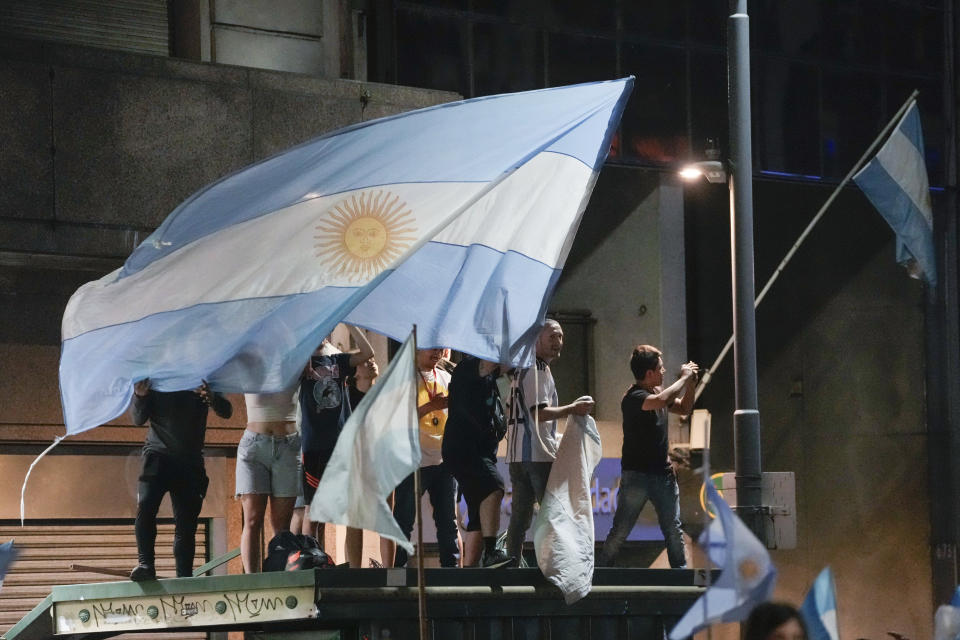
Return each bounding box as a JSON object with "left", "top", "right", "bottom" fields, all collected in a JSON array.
[
  {"left": 822, "top": 71, "right": 882, "bottom": 178},
  {"left": 545, "top": 0, "right": 615, "bottom": 33},
  {"left": 622, "top": 0, "right": 686, "bottom": 42},
  {"left": 620, "top": 42, "right": 687, "bottom": 164},
  {"left": 689, "top": 51, "right": 728, "bottom": 161},
  {"left": 473, "top": 21, "right": 543, "bottom": 96},
  {"left": 884, "top": 1, "right": 942, "bottom": 73},
  {"left": 395, "top": 8, "right": 468, "bottom": 95},
  {"left": 687, "top": 2, "right": 727, "bottom": 46},
  {"left": 754, "top": 60, "right": 820, "bottom": 177},
  {"left": 472, "top": 0, "right": 541, "bottom": 24},
  {"left": 753, "top": 0, "right": 823, "bottom": 58},
  {"left": 398, "top": 0, "right": 467, "bottom": 9},
  {"left": 547, "top": 32, "right": 616, "bottom": 87}
]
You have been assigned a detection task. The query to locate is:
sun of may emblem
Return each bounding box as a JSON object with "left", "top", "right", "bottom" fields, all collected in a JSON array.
[{"left": 314, "top": 190, "right": 417, "bottom": 281}]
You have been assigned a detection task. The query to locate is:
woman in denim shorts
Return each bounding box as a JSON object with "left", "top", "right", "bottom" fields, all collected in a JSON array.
[{"left": 237, "top": 388, "right": 301, "bottom": 573}]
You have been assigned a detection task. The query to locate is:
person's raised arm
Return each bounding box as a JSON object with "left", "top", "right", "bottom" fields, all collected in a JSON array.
[
  {"left": 669, "top": 364, "right": 699, "bottom": 416},
  {"left": 641, "top": 362, "right": 698, "bottom": 411},
  {"left": 347, "top": 326, "right": 375, "bottom": 367},
  {"left": 131, "top": 379, "right": 152, "bottom": 425}
]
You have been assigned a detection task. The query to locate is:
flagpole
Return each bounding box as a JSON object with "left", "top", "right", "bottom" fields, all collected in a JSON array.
[
  {"left": 695, "top": 89, "right": 921, "bottom": 401},
  {"left": 415, "top": 466, "right": 427, "bottom": 640},
  {"left": 412, "top": 325, "right": 428, "bottom": 640}
]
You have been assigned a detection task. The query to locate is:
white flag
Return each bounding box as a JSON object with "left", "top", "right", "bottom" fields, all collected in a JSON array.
[
  {"left": 533, "top": 405, "right": 602, "bottom": 604},
  {"left": 309, "top": 332, "right": 420, "bottom": 554}
]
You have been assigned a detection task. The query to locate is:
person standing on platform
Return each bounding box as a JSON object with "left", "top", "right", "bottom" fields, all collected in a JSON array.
[
  {"left": 129, "top": 380, "right": 232, "bottom": 580},
  {"left": 393, "top": 347, "right": 459, "bottom": 568},
  {"left": 505, "top": 319, "right": 594, "bottom": 563},
  {"left": 236, "top": 387, "right": 300, "bottom": 573},
  {"left": 598, "top": 345, "right": 697, "bottom": 568},
  {"left": 442, "top": 356, "right": 512, "bottom": 568},
  {"left": 299, "top": 325, "right": 374, "bottom": 567}
]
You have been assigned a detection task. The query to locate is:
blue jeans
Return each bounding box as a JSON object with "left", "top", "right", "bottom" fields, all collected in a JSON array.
[
  {"left": 506, "top": 461, "right": 552, "bottom": 560},
  {"left": 393, "top": 464, "right": 460, "bottom": 567},
  {"left": 600, "top": 469, "right": 686, "bottom": 568}
]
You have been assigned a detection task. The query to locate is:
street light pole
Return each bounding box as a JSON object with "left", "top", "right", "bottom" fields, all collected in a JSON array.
[{"left": 727, "top": 0, "right": 764, "bottom": 539}]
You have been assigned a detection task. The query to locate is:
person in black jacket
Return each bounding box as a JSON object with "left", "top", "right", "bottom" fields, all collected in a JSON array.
[
  {"left": 441, "top": 356, "right": 513, "bottom": 568},
  {"left": 129, "top": 379, "right": 232, "bottom": 580}
]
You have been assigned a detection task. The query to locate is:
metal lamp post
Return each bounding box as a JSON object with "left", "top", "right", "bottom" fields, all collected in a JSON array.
[
  {"left": 727, "top": 0, "right": 764, "bottom": 540},
  {"left": 681, "top": 1, "right": 764, "bottom": 540}
]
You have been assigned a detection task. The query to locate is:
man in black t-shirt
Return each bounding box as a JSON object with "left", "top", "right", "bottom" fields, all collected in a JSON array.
[
  {"left": 598, "top": 345, "right": 698, "bottom": 568},
  {"left": 129, "top": 380, "right": 232, "bottom": 580}
]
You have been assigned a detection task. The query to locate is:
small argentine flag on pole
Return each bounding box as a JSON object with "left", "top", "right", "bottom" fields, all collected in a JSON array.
[
  {"left": 853, "top": 100, "right": 936, "bottom": 287},
  {"left": 800, "top": 566, "right": 840, "bottom": 640}
]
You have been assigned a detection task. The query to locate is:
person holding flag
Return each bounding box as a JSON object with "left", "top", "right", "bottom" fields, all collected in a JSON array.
[
  {"left": 129, "top": 380, "right": 232, "bottom": 580},
  {"left": 298, "top": 325, "right": 374, "bottom": 567},
  {"left": 442, "top": 356, "right": 513, "bottom": 568},
  {"left": 393, "top": 347, "right": 459, "bottom": 568},
  {"left": 599, "top": 345, "right": 698, "bottom": 569}
]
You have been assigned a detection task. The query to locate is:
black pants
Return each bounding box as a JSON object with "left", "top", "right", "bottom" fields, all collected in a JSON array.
[
  {"left": 135, "top": 452, "right": 208, "bottom": 577},
  {"left": 393, "top": 464, "right": 460, "bottom": 568}
]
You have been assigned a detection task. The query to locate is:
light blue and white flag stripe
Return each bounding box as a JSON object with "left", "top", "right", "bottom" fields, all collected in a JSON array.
[
  {"left": 669, "top": 482, "right": 777, "bottom": 640},
  {"left": 309, "top": 331, "right": 419, "bottom": 554},
  {"left": 800, "top": 566, "right": 840, "bottom": 640},
  {"left": 60, "top": 78, "right": 633, "bottom": 434},
  {"left": 853, "top": 101, "right": 936, "bottom": 286}
]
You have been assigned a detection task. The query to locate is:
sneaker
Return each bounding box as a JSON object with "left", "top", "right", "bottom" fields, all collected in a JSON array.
[
  {"left": 130, "top": 563, "right": 156, "bottom": 581},
  {"left": 480, "top": 549, "right": 515, "bottom": 568}
]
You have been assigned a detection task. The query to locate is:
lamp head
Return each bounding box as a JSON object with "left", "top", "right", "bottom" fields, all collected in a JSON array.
[{"left": 679, "top": 160, "right": 727, "bottom": 184}]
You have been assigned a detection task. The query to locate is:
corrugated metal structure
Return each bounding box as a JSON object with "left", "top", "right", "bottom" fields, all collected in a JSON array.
[
  {"left": 0, "top": 522, "right": 207, "bottom": 640},
  {"left": 0, "top": 0, "right": 169, "bottom": 56}
]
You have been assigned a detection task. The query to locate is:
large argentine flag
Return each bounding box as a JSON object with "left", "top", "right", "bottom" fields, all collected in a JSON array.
[
  {"left": 60, "top": 78, "right": 633, "bottom": 434},
  {"left": 853, "top": 101, "right": 936, "bottom": 286}
]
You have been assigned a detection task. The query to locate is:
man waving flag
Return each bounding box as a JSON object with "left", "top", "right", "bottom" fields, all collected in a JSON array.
[{"left": 60, "top": 78, "right": 634, "bottom": 434}]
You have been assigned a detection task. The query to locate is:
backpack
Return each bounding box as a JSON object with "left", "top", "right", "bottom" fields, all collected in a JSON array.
[{"left": 263, "top": 531, "right": 334, "bottom": 572}]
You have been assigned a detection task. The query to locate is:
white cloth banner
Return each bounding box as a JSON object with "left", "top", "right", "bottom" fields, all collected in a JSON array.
[{"left": 532, "top": 402, "right": 602, "bottom": 604}]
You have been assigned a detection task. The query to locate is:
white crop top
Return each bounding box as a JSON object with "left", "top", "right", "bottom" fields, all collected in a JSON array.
[{"left": 244, "top": 388, "right": 298, "bottom": 423}]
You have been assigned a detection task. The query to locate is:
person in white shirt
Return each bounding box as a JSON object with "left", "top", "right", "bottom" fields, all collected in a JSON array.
[{"left": 505, "top": 319, "right": 594, "bottom": 563}]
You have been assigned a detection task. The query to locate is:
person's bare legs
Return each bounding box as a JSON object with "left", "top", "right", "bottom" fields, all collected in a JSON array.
[
  {"left": 289, "top": 507, "right": 304, "bottom": 536},
  {"left": 479, "top": 489, "right": 503, "bottom": 536},
  {"left": 379, "top": 491, "right": 395, "bottom": 567},
  {"left": 240, "top": 494, "right": 268, "bottom": 573},
  {"left": 345, "top": 527, "right": 363, "bottom": 567},
  {"left": 461, "top": 530, "right": 482, "bottom": 567},
  {"left": 268, "top": 496, "right": 296, "bottom": 538}
]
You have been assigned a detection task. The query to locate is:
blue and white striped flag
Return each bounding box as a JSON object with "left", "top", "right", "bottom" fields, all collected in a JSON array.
[
  {"left": 853, "top": 101, "right": 936, "bottom": 286},
  {"left": 60, "top": 79, "right": 633, "bottom": 434},
  {"left": 668, "top": 481, "right": 777, "bottom": 639},
  {"left": 0, "top": 540, "right": 18, "bottom": 591},
  {"left": 800, "top": 566, "right": 840, "bottom": 640}
]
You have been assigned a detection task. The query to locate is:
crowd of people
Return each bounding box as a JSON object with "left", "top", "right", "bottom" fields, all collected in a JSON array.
[{"left": 127, "top": 320, "right": 699, "bottom": 578}]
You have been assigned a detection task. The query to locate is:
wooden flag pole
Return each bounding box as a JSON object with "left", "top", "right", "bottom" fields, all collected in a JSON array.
[
  {"left": 415, "top": 467, "right": 428, "bottom": 640},
  {"left": 412, "top": 326, "right": 428, "bottom": 640}
]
